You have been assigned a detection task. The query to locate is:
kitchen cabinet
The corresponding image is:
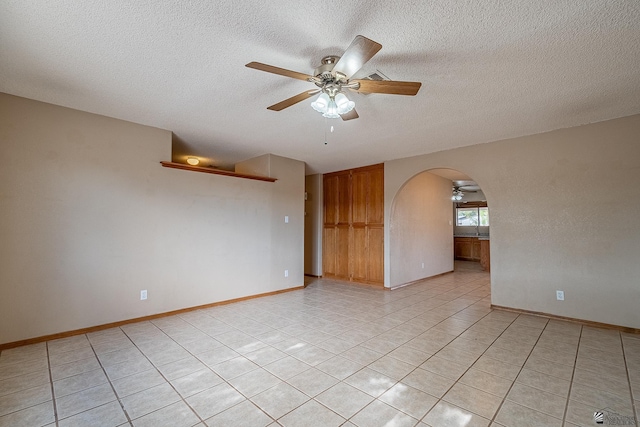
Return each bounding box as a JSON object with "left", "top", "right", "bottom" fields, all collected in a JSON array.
[
  {"left": 455, "top": 236, "right": 490, "bottom": 270},
  {"left": 480, "top": 239, "right": 490, "bottom": 271},
  {"left": 454, "top": 237, "right": 481, "bottom": 261},
  {"left": 473, "top": 238, "right": 481, "bottom": 261}
]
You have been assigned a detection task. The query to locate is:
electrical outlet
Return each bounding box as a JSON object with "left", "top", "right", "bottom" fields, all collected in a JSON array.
[
  {"left": 284, "top": 270, "right": 289, "bottom": 277},
  {"left": 556, "top": 290, "right": 564, "bottom": 301},
  {"left": 421, "top": 262, "right": 425, "bottom": 269},
  {"left": 140, "top": 290, "right": 147, "bottom": 300}
]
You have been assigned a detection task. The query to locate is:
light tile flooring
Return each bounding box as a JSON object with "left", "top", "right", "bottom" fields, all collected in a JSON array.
[{"left": 1, "top": 262, "right": 639, "bottom": 427}]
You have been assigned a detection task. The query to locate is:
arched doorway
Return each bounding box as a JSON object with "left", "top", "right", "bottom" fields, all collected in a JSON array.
[
  {"left": 388, "top": 168, "right": 490, "bottom": 288},
  {"left": 429, "top": 169, "right": 490, "bottom": 273}
]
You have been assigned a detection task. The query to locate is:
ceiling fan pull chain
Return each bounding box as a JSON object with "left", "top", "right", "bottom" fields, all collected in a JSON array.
[{"left": 324, "top": 117, "right": 328, "bottom": 145}]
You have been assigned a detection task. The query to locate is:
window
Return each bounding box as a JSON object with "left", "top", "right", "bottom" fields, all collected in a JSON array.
[
  {"left": 479, "top": 207, "right": 489, "bottom": 226},
  {"left": 457, "top": 207, "right": 489, "bottom": 226}
]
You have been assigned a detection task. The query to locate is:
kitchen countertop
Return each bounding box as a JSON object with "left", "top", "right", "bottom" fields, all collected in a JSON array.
[{"left": 454, "top": 234, "right": 490, "bottom": 240}]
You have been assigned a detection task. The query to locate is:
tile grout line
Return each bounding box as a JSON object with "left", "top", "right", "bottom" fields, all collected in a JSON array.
[
  {"left": 45, "top": 342, "right": 60, "bottom": 427},
  {"left": 228, "top": 342, "right": 349, "bottom": 424},
  {"left": 341, "top": 276, "right": 494, "bottom": 424},
  {"left": 181, "top": 344, "right": 276, "bottom": 421},
  {"left": 119, "top": 284, "right": 620, "bottom": 426},
  {"left": 199, "top": 344, "right": 342, "bottom": 424},
  {"left": 141, "top": 276, "right": 484, "bottom": 423},
  {"left": 169, "top": 306, "right": 327, "bottom": 424},
  {"left": 174, "top": 273, "right": 488, "bottom": 424},
  {"left": 165, "top": 320, "right": 278, "bottom": 425},
  {"left": 117, "top": 323, "right": 208, "bottom": 425},
  {"left": 154, "top": 312, "right": 329, "bottom": 423},
  {"left": 341, "top": 284, "right": 498, "bottom": 424},
  {"left": 87, "top": 332, "right": 134, "bottom": 426},
  {"left": 413, "top": 314, "right": 516, "bottom": 424},
  {"left": 486, "top": 316, "right": 553, "bottom": 426},
  {"left": 560, "top": 324, "right": 584, "bottom": 426},
  {"left": 619, "top": 334, "right": 639, "bottom": 427},
  {"left": 341, "top": 297, "right": 517, "bottom": 425},
  {"left": 216, "top": 273, "right": 485, "bottom": 424}
]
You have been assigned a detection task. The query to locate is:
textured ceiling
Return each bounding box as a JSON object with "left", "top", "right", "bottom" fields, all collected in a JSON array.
[{"left": 1, "top": 1, "right": 639, "bottom": 174}]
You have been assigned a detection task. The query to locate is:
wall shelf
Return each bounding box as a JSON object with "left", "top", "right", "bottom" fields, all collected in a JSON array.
[{"left": 160, "top": 161, "right": 276, "bottom": 182}]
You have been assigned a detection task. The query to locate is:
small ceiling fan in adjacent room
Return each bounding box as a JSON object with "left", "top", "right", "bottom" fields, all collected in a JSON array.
[
  {"left": 246, "top": 35, "right": 422, "bottom": 121},
  {"left": 452, "top": 181, "right": 482, "bottom": 201}
]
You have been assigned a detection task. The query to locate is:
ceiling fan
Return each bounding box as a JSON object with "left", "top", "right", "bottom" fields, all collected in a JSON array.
[
  {"left": 453, "top": 181, "right": 482, "bottom": 201},
  {"left": 453, "top": 180, "right": 481, "bottom": 193},
  {"left": 452, "top": 187, "right": 465, "bottom": 201},
  {"left": 246, "top": 35, "right": 422, "bottom": 121}
]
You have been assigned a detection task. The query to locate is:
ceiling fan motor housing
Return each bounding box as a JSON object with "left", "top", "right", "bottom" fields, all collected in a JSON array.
[
  {"left": 314, "top": 56, "right": 340, "bottom": 78},
  {"left": 312, "top": 56, "right": 353, "bottom": 95}
]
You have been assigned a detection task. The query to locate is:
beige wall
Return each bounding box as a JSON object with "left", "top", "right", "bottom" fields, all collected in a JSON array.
[
  {"left": 0, "top": 93, "right": 304, "bottom": 345},
  {"left": 385, "top": 114, "right": 640, "bottom": 329},
  {"left": 390, "top": 172, "right": 454, "bottom": 287},
  {"left": 304, "top": 174, "right": 323, "bottom": 276},
  {"left": 237, "top": 153, "right": 306, "bottom": 287},
  {"left": 266, "top": 154, "right": 305, "bottom": 286}
]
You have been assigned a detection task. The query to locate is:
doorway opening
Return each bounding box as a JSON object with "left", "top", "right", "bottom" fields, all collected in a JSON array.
[
  {"left": 389, "top": 168, "right": 490, "bottom": 288},
  {"left": 428, "top": 169, "right": 490, "bottom": 272}
]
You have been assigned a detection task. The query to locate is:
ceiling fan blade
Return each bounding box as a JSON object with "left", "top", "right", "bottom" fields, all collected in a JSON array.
[
  {"left": 246, "top": 62, "right": 313, "bottom": 82},
  {"left": 340, "top": 109, "right": 359, "bottom": 121},
  {"left": 332, "top": 35, "right": 382, "bottom": 79},
  {"left": 352, "top": 79, "right": 422, "bottom": 96},
  {"left": 267, "top": 90, "right": 320, "bottom": 111}
]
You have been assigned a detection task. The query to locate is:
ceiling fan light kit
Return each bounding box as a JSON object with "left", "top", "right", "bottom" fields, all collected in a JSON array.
[
  {"left": 310, "top": 93, "right": 330, "bottom": 114},
  {"left": 311, "top": 92, "right": 355, "bottom": 118},
  {"left": 246, "top": 35, "right": 421, "bottom": 121}
]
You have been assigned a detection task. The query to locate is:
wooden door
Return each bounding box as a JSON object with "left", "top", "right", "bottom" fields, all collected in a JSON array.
[
  {"left": 366, "top": 167, "right": 384, "bottom": 283},
  {"left": 322, "top": 227, "right": 336, "bottom": 276},
  {"left": 368, "top": 225, "right": 384, "bottom": 283},
  {"left": 322, "top": 174, "right": 338, "bottom": 276},
  {"left": 351, "top": 226, "right": 367, "bottom": 281},
  {"left": 351, "top": 169, "right": 368, "bottom": 282},
  {"left": 335, "top": 225, "right": 350, "bottom": 278},
  {"left": 322, "top": 164, "right": 384, "bottom": 285},
  {"left": 323, "top": 174, "right": 338, "bottom": 225}
]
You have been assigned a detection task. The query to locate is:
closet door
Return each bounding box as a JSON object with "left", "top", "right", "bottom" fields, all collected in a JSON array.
[
  {"left": 335, "top": 173, "right": 351, "bottom": 278},
  {"left": 322, "top": 164, "right": 384, "bottom": 285},
  {"left": 322, "top": 227, "right": 336, "bottom": 276},
  {"left": 351, "top": 169, "right": 369, "bottom": 283},
  {"left": 322, "top": 174, "right": 338, "bottom": 276},
  {"left": 367, "top": 167, "right": 384, "bottom": 283},
  {"left": 368, "top": 226, "right": 384, "bottom": 283}
]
